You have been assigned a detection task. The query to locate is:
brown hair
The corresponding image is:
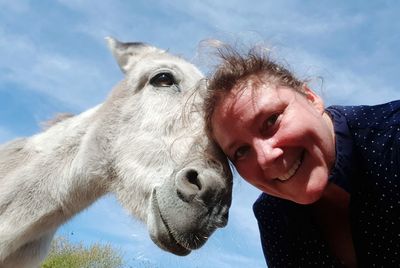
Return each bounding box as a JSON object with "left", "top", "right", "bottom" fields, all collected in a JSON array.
[{"left": 203, "top": 43, "right": 305, "bottom": 138}]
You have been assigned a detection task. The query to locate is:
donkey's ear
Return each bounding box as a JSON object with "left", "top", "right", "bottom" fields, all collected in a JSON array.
[{"left": 105, "top": 37, "right": 163, "bottom": 74}]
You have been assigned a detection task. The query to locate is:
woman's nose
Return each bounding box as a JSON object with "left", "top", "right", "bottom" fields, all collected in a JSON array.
[{"left": 254, "top": 139, "right": 283, "bottom": 169}]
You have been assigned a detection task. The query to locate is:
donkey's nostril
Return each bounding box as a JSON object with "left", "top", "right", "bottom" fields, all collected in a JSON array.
[
  {"left": 186, "top": 170, "right": 201, "bottom": 191},
  {"left": 176, "top": 168, "right": 202, "bottom": 202}
]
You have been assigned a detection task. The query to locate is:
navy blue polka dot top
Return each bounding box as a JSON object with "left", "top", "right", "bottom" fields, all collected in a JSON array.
[{"left": 253, "top": 100, "right": 400, "bottom": 267}]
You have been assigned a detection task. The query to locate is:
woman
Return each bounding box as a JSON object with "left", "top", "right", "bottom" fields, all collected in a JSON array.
[{"left": 204, "top": 45, "right": 399, "bottom": 267}]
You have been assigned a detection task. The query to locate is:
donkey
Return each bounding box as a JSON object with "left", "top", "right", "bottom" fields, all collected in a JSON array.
[{"left": 0, "top": 37, "right": 232, "bottom": 268}]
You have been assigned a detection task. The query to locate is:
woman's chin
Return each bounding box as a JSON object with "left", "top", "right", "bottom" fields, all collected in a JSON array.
[{"left": 292, "top": 174, "right": 329, "bottom": 204}]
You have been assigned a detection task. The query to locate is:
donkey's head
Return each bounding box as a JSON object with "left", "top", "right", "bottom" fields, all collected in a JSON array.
[{"left": 101, "top": 38, "right": 232, "bottom": 255}]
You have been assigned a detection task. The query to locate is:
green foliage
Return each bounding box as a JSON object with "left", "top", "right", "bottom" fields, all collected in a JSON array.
[{"left": 41, "top": 236, "right": 124, "bottom": 268}]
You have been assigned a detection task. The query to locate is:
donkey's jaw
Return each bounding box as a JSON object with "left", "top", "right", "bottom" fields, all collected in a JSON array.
[{"left": 148, "top": 189, "right": 191, "bottom": 256}]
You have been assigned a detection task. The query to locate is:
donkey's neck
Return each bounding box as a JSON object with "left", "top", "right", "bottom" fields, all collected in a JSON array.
[
  {"left": 0, "top": 104, "right": 115, "bottom": 261},
  {"left": 29, "top": 104, "right": 111, "bottom": 214},
  {"left": 31, "top": 105, "right": 100, "bottom": 157}
]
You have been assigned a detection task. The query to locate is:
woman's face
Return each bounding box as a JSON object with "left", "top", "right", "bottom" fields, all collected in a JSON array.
[{"left": 211, "top": 81, "right": 336, "bottom": 204}]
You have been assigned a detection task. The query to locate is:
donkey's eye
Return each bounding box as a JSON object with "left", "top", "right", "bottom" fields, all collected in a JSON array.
[{"left": 150, "top": 72, "right": 176, "bottom": 87}]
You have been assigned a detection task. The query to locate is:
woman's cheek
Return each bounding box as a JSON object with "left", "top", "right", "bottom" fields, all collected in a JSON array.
[{"left": 236, "top": 162, "right": 253, "bottom": 182}]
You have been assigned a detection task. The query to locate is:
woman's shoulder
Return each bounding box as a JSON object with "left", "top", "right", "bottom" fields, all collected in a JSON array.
[
  {"left": 328, "top": 101, "right": 400, "bottom": 180},
  {"left": 253, "top": 193, "right": 284, "bottom": 220},
  {"left": 253, "top": 193, "right": 308, "bottom": 221},
  {"left": 327, "top": 100, "right": 400, "bottom": 130}
]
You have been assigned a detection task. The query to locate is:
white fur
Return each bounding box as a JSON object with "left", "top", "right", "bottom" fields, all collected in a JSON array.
[{"left": 0, "top": 38, "right": 232, "bottom": 267}]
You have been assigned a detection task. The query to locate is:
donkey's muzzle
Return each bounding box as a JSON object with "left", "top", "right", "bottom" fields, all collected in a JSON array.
[{"left": 175, "top": 167, "right": 230, "bottom": 227}]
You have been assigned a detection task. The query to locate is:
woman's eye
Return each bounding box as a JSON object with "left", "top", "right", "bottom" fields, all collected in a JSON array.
[
  {"left": 233, "top": 145, "right": 250, "bottom": 161},
  {"left": 150, "top": 72, "right": 176, "bottom": 87},
  {"left": 261, "top": 113, "right": 280, "bottom": 134},
  {"left": 268, "top": 114, "right": 279, "bottom": 126}
]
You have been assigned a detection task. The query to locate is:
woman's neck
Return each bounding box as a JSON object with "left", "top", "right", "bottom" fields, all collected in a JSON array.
[
  {"left": 323, "top": 111, "right": 337, "bottom": 171},
  {"left": 312, "top": 182, "right": 357, "bottom": 267}
]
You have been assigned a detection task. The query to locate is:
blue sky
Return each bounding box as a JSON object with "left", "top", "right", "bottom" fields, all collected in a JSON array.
[{"left": 1, "top": 1, "right": 400, "bottom": 267}]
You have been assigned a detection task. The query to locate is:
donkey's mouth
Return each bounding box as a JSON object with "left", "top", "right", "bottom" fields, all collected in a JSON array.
[{"left": 149, "top": 189, "right": 191, "bottom": 256}]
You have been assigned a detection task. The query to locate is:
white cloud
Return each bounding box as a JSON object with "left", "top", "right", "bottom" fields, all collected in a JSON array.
[
  {"left": 55, "top": 0, "right": 212, "bottom": 59},
  {"left": 0, "top": 28, "right": 122, "bottom": 111},
  {"left": 273, "top": 44, "right": 400, "bottom": 106},
  {"left": 146, "top": 0, "right": 365, "bottom": 38},
  {"left": 324, "top": 70, "right": 400, "bottom": 106},
  {"left": 150, "top": 0, "right": 400, "bottom": 107}
]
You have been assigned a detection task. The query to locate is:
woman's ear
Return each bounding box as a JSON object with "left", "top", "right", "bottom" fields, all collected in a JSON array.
[{"left": 302, "top": 84, "right": 325, "bottom": 114}]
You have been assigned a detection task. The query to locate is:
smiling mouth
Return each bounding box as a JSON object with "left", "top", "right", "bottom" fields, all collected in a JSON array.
[{"left": 277, "top": 151, "right": 305, "bottom": 181}]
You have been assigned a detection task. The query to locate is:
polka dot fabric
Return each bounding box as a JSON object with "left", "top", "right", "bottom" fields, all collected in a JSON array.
[{"left": 253, "top": 100, "right": 400, "bottom": 267}]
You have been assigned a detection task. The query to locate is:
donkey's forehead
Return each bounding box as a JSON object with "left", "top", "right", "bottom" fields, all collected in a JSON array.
[{"left": 139, "top": 53, "right": 202, "bottom": 75}]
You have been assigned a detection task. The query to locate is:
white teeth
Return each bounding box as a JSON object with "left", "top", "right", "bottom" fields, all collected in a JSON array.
[{"left": 277, "top": 158, "right": 301, "bottom": 181}]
